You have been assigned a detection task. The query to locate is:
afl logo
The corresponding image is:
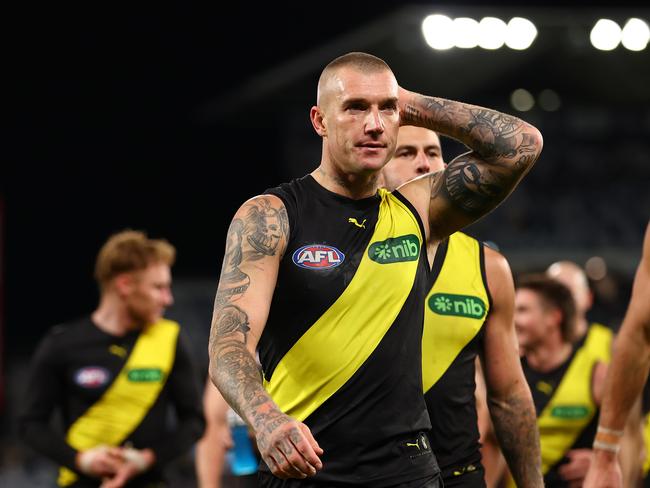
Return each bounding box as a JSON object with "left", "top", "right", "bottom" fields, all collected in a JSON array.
[
  {"left": 74, "top": 366, "right": 110, "bottom": 388},
  {"left": 292, "top": 244, "right": 345, "bottom": 269}
]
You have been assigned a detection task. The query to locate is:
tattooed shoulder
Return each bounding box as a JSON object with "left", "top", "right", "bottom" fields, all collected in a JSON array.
[{"left": 239, "top": 196, "right": 290, "bottom": 260}]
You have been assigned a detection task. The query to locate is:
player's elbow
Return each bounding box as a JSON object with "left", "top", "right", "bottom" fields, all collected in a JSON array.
[
  {"left": 530, "top": 125, "right": 544, "bottom": 154},
  {"left": 525, "top": 124, "right": 544, "bottom": 165}
]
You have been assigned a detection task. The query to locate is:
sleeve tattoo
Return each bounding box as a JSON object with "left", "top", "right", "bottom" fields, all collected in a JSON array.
[
  {"left": 489, "top": 393, "right": 543, "bottom": 487},
  {"left": 208, "top": 197, "right": 289, "bottom": 421},
  {"left": 405, "top": 95, "right": 542, "bottom": 217}
]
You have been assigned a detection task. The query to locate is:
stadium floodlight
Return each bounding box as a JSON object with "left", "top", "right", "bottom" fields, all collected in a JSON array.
[
  {"left": 478, "top": 17, "right": 508, "bottom": 50},
  {"left": 621, "top": 18, "right": 649, "bottom": 51},
  {"left": 505, "top": 17, "right": 538, "bottom": 50},
  {"left": 452, "top": 17, "right": 480, "bottom": 48},
  {"left": 590, "top": 19, "right": 622, "bottom": 51},
  {"left": 422, "top": 14, "right": 455, "bottom": 50},
  {"left": 510, "top": 88, "right": 535, "bottom": 112}
]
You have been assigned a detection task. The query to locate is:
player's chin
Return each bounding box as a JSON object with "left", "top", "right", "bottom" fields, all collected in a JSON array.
[{"left": 358, "top": 154, "right": 390, "bottom": 172}]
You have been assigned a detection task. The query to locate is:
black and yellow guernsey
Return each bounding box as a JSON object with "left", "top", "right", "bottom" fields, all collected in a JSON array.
[
  {"left": 19, "top": 317, "right": 205, "bottom": 487},
  {"left": 422, "top": 232, "right": 490, "bottom": 486},
  {"left": 522, "top": 327, "right": 610, "bottom": 488},
  {"left": 260, "top": 175, "right": 438, "bottom": 486}
]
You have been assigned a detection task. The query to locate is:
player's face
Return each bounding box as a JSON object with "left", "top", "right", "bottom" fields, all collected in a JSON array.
[
  {"left": 382, "top": 126, "right": 444, "bottom": 190},
  {"left": 514, "top": 289, "right": 553, "bottom": 351},
  {"left": 125, "top": 262, "right": 174, "bottom": 325},
  {"left": 321, "top": 67, "right": 399, "bottom": 174}
]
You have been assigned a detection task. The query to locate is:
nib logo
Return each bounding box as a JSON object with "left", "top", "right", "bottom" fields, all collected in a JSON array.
[
  {"left": 368, "top": 234, "right": 420, "bottom": 264},
  {"left": 428, "top": 293, "right": 486, "bottom": 319},
  {"left": 432, "top": 296, "right": 453, "bottom": 313}
]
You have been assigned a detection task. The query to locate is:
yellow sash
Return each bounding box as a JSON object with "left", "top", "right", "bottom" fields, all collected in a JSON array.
[
  {"left": 537, "top": 346, "right": 597, "bottom": 475},
  {"left": 264, "top": 190, "right": 423, "bottom": 421},
  {"left": 58, "top": 319, "right": 179, "bottom": 486},
  {"left": 583, "top": 322, "right": 613, "bottom": 364},
  {"left": 422, "top": 232, "right": 489, "bottom": 392}
]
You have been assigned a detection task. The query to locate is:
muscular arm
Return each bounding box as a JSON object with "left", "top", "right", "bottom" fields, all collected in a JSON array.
[
  {"left": 585, "top": 222, "right": 650, "bottom": 487},
  {"left": 480, "top": 247, "right": 543, "bottom": 487},
  {"left": 398, "top": 89, "right": 543, "bottom": 241},
  {"left": 208, "top": 195, "right": 322, "bottom": 479}
]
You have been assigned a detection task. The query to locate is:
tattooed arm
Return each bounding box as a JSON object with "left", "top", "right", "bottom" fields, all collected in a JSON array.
[
  {"left": 208, "top": 195, "right": 323, "bottom": 480},
  {"left": 480, "top": 246, "right": 543, "bottom": 487},
  {"left": 397, "top": 88, "right": 543, "bottom": 241}
]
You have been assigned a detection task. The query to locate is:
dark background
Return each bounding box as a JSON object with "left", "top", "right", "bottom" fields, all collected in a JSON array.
[{"left": 3, "top": 1, "right": 649, "bottom": 482}]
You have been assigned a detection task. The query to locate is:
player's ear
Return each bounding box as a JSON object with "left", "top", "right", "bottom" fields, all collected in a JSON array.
[
  {"left": 114, "top": 272, "right": 135, "bottom": 298},
  {"left": 310, "top": 106, "right": 327, "bottom": 137}
]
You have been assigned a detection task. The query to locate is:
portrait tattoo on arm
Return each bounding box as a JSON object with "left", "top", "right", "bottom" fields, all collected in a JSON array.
[
  {"left": 209, "top": 196, "right": 289, "bottom": 422},
  {"left": 245, "top": 198, "right": 289, "bottom": 260}
]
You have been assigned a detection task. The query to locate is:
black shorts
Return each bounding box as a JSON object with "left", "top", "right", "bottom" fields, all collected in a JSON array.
[{"left": 257, "top": 472, "right": 442, "bottom": 488}]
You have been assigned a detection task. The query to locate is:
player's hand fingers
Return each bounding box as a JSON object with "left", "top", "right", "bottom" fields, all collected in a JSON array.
[
  {"left": 299, "top": 423, "right": 324, "bottom": 458},
  {"left": 266, "top": 448, "right": 305, "bottom": 479}
]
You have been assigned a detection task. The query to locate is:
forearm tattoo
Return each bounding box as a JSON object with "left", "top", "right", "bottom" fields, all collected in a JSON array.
[
  {"left": 489, "top": 392, "right": 543, "bottom": 488},
  {"left": 404, "top": 95, "right": 542, "bottom": 216},
  {"left": 208, "top": 197, "right": 289, "bottom": 422}
]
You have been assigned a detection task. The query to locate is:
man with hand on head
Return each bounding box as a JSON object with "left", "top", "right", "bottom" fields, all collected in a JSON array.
[{"left": 208, "top": 51, "right": 543, "bottom": 487}]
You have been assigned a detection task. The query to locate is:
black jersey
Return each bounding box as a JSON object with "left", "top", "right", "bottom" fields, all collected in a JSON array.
[
  {"left": 421, "top": 233, "right": 489, "bottom": 486},
  {"left": 259, "top": 175, "right": 438, "bottom": 486},
  {"left": 18, "top": 317, "right": 205, "bottom": 487},
  {"left": 522, "top": 336, "right": 599, "bottom": 488}
]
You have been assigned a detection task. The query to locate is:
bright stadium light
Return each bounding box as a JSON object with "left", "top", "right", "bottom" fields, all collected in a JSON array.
[
  {"left": 422, "top": 14, "right": 455, "bottom": 50},
  {"left": 478, "top": 17, "right": 508, "bottom": 50},
  {"left": 621, "top": 18, "right": 649, "bottom": 51},
  {"left": 505, "top": 17, "right": 538, "bottom": 50},
  {"left": 452, "top": 17, "right": 480, "bottom": 48},
  {"left": 510, "top": 89, "right": 535, "bottom": 111},
  {"left": 590, "top": 19, "right": 622, "bottom": 51}
]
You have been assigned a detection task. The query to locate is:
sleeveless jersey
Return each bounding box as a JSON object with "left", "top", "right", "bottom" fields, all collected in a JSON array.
[
  {"left": 259, "top": 175, "right": 437, "bottom": 486},
  {"left": 523, "top": 332, "right": 604, "bottom": 487},
  {"left": 422, "top": 233, "right": 490, "bottom": 483}
]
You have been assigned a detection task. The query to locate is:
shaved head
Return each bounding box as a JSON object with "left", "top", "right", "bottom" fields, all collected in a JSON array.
[
  {"left": 317, "top": 52, "right": 393, "bottom": 106},
  {"left": 546, "top": 260, "right": 592, "bottom": 314}
]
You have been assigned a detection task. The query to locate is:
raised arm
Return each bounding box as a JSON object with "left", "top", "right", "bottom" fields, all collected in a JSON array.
[
  {"left": 398, "top": 88, "right": 543, "bottom": 241},
  {"left": 584, "top": 222, "right": 650, "bottom": 488},
  {"left": 208, "top": 195, "right": 323, "bottom": 480},
  {"left": 480, "top": 247, "right": 543, "bottom": 487}
]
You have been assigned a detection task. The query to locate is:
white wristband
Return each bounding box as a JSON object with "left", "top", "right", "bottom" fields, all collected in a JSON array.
[
  {"left": 123, "top": 447, "right": 149, "bottom": 472},
  {"left": 78, "top": 445, "right": 107, "bottom": 475},
  {"left": 593, "top": 440, "right": 621, "bottom": 454},
  {"left": 597, "top": 426, "right": 624, "bottom": 437}
]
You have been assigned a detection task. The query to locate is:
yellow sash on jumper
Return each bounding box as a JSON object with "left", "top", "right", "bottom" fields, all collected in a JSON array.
[
  {"left": 264, "top": 189, "right": 423, "bottom": 422},
  {"left": 507, "top": 328, "right": 608, "bottom": 486},
  {"left": 422, "top": 232, "right": 489, "bottom": 392},
  {"left": 537, "top": 346, "right": 597, "bottom": 475},
  {"left": 583, "top": 322, "right": 613, "bottom": 364},
  {"left": 58, "top": 319, "right": 179, "bottom": 486}
]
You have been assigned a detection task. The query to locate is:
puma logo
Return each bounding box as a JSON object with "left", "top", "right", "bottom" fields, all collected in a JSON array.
[
  {"left": 109, "top": 345, "right": 127, "bottom": 358},
  {"left": 406, "top": 440, "right": 420, "bottom": 450},
  {"left": 348, "top": 218, "right": 366, "bottom": 229}
]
